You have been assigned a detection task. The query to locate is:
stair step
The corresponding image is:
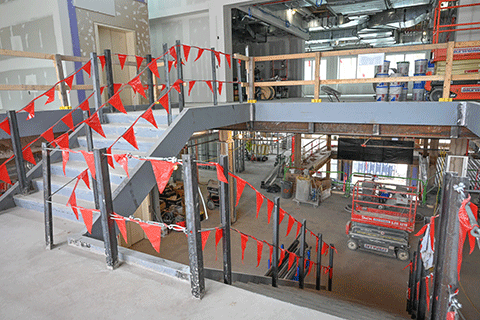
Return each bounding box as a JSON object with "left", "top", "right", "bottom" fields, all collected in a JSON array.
[
  {"left": 100, "top": 123, "right": 167, "bottom": 138},
  {"left": 50, "top": 161, "right": 129, "bottom": 186},
  {"left": 77, "top": 134, "right": 157, "bottom": 152},
  {"left": 104, "top": 109, "right": 180, "bottom": 125}
]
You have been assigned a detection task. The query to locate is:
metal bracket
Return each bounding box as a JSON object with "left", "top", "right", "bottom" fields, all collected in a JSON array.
[
  {"left": 308, "top": 122, "right": 314, "bottom": 133},
  {"left": 450, "top": 126, "right": 459, "bottom": 139},
  {"left": 457, "top": 102, "right": 467, "bottom": 127},
  {"left": 372, "top": 124, "right": 380, "bottom": 135}
]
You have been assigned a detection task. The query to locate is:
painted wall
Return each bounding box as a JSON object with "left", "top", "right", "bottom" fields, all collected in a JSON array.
[{"left": 456, "top": 0, "right": 480, "bottom": 41}]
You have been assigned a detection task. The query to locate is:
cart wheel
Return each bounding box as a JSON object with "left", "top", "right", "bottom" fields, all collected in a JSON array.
[
  {"left": 207, "top": 200, "right": 215, "bottom": 210},
  {"left": 397, "top": 249, "right": 410, "bottom": 261},
  {"left": 261, "top": 156, "right": 268, "bottom": 162},
  {"left": 347, "top": 239, "right": 359, "bottom": 251},
  {"left": 429, "top": 88, "right": 443, "bottom": 101}
]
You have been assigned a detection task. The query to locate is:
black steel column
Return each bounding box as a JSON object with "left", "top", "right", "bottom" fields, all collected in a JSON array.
[
  {"left": 272, "top": 197, "right": 280, "bottom": 287},
  {"left": 8, "top": 110, "right": 28, "bottom": 193},
  {"left": 219, "top": 155, "right": 232, "bottom": 284},
  {"left": 90, "top": 52, "right": 104, "bottom": 122},
  {"left": 316, "top": 233, "right": 323, "bottom": 290},
  {"left": 104, "top": 49, "right": 114, "bottom": 113},
  {"left": 42, "top": 143, "right": 53, "bottom": 250},
  {"left": 328, "top": 244, "right": 334, "bottom": 291},
  {"left": 411, "top": 250, "right": 419, "bottom": 317},
  {"left": 431, "top": 173, "right": 468, "bottom": 320},
  {"left": 146, "top": 54, "right": 155, "bottom": 105},
  {"left": 236, "top": 58, "right": 243, "bottom": 104},
  {"left": 83, "top": 111, "right": 100, "bottom": 210},
  {"left": 299, "top": 219, "right": 306, "bottom": 289},
  {"left": 183, "top": 154, "right": 206, "bottom": 299},
  {"left": 406, "top": 252, "right": 415, "bottom": 314},
  {"left": 415, "top": 241, "right": 427, "bottom": 320},
  {"left": 94, "top": 148, "right": 118, "bottom": 270},
  {"left": 211, "top": 47, "right": 218, "bottom": 106},
  {"left": 175, "top": 40, "right": 185, "bottom": 112},
  {"left": 163, "top": 43, "right": 172, "bottom": 125}
]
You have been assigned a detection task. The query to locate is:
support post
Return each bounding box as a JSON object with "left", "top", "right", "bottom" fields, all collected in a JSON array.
[
  {"left": 299, "top": 219, "right": 306, "bottom": 289},
  {"left": 90, "top": 52, "right": 104, "bottom": 122},
  {"left": 175, "top": 40, "right": 185, "bottom": 112},
  {"left": 211, "top": 48, "right": 218, "bottom": 105},
  {"left": 316, "top": 233, "right": 322, "bottom": 290},
  {"left": 314, "top": 52, "right": 321, "bottom": 100},
  {"left": 442, "top": 41, "right": 454, "bottom": 100},
  {"left": 326, "top": 135, "right": 332, "bottom": 178},
  {"left": 294, "top": 133, "right": 302, "bottom": 169},
  {"left": 8, "top": 110, "right": 28, "bottom": 193},
  {"left": 163, "top": 43, "right": 173, "bottom": 125},
  {"left": 236, "top": 59, "right": 244, "bottom": 104},
  {"left": 407, "top": 251, "right": 416, "bottom": 314},
  {"left": 182, "top": 154, "right": 206, "bottom": 299},
  {"left": 94, "top": 148, "right": 119, "bottom": 270},
  {"left": 411, "top": 250, "right": 419, "bottom": 317},
  {"left": 219, "top": 155, "right": 232, "bottom": 284},
  {"left": 42, "top": 142, "right": 53, "bottom": 250},
  {"left": 104, "top": 49, "right": 115, "bottom": 113},
  {"left": 146, "top": 54, "right": 155, "bottom": 105},
  {"left": 328, "top": 244, "right": 334, "bottom": 291},
  {"left": 53, "top": 54, "right": 69, "bottom": 107},
  {"left": 417, "top": 246, "right": 427, "bottom": 320},
  {"left": 431, "top": 172, "right": 468, "bottom": 320},
  {"left": 83, "top": 111, "right": 100, "bottom": 210},
  {"left": 245, "top": 46, "right": 255, "bottom": 101},
  {"left": 272, "top": 197, "right": 280, "bottom": 287}
]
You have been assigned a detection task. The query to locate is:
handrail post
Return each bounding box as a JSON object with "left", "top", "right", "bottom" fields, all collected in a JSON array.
[
  {"left": 316, "top": 233, "right": 323, "bottom": 290},
  {"left": 236, "top": 58, "right": 244, "bottom": 104},
  {"left": 272, "top": 197, "right": 280, "bottom": 287},
  {"left": 407, "top": 251, "right": 416, "bottom": 314},
  {"left": 146, "top": 54, "right": 155, "bottom": 106},
  {"left": 245, "top": 46, "right": 255, "bottom": 101},
  {"left": 163, "top": 43, "right": 173, "bottom": 125},
  {"left": 8, "top": 110, "right": 28, "bottom": 194},
  {"left": 83, "top": 110, "right": 100, "bottom": 210},
  {"left": 91, "top": 52, "right": 104, "bottom": 122},
  {"left": 299, "top": 219, "right": 306, "bottom": 289},
  {"left": 42, "top": 142, "right": 53, "bottom": 250},
  {"left": 314, "top": 52, "right": 321, "bottom": 100},
  {"left": 53, "top": 54, "right": 69, "bottom": 107},
  {"left": 328, "top": 244, "right": 334, "bottom": 291},
  {"left": 442, "top": 41, "right": 455, "bottom": 100},
  {"left": 219, "top": 155, "right": 232, "bottom": 285},
  {"left": 104, "top": 49, "right": 114, "bottom": 114},
  {"left": 211, "top": 47, "right": 218, "bottom": 105},
  {"left": 183, "top": 154, "right": 206, "bottom": 299},
  {"left": 175, "top": 40, "right": 185, "bottom": 112},
  {"left": 94, "top": 147, "right": 119, "bottom": 270}
]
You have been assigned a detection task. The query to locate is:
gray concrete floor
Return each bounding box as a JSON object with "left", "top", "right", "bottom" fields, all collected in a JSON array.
[{"left": 0, "top": 206, "right": 343, "bottom": 320}]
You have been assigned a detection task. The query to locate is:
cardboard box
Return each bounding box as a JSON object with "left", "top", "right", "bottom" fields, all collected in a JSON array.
[{"left": 313, "top": 177, "right": 331, "bottom": 191}]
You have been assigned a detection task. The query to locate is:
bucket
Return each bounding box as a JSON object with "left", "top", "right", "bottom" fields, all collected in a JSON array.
[
  {"left": 397, "top": 61, "right": 410, "bottom": 76},
  {"left": 401, "top": 86, "right": 408, "bottom": 101},
  {"left": 414, "top": 59, "right": 428, "bottom": 74},
  {"left": 374, "top": 60, "right": 390, "bottom": 76},
  {"left": 376, "top": 73, "right": 389, "bottom": 101},
  {"left": 427, "top": 60, "right": 435, "bottom": 74},
  {"left": 281, "top": 180, "right": 293, "bottom": 199},
  {"left": 413, "top": 73, "right": 426, "bottom": 101},
  {"left": 389, "top": 84, "right": 402, "bottom": 101}
]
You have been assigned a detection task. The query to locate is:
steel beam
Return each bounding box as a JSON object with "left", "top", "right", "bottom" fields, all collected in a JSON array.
[
  {"left": 83, "top": 110, "right": 100, "bottom": 210},
  {"left": 298, "top": 219, "right": 306, "bottom": 289},
  {"left": 104, "top": 49, "right": 114, "bottom": 114},
  {"left": 316, "top": 233, "right": 322, "bottom": 291},
  {"left": 272, "top": 197, "right": 280, "bottom": 287},
  {"left": 163, "top": 43, "right": 173, "bottom": 125},
  {"left": 236, "top": 59, "right": 244, "bottom": 104},
  {"left": 219, "top": 155, "right": 232, "bottom": 285},
  {"left": 146, "top": 54, "right": 155, "bottom": 105},
  {"left": 211, "top": 48, "right": 218, "bottom": 106},
  {"left": 42, "top": 143, "right": 53, "bottom": 250},
  {"left": 328, "top": 244, "right": 334, "bottom": 291},
  {"left": 8, "top": 110, "right": 28, "bottom": 193},
  {"left": 90, "top": 52, "right": 104, "bottom": 122}
]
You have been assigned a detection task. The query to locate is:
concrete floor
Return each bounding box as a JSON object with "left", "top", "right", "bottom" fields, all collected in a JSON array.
[{"left": 130, "top": 156, "right": 480, "bottom": 319}]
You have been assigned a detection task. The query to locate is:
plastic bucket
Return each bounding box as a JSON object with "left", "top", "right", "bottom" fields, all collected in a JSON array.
[
  {"left": 414, "top": 59, "right": 428, "bottom": 74},
  {"left": 375, "top": 73, "right": 389, "bottom": 101},
  {"left": 427, "top": 60, "right": 435, "bottom": 74},
  {"left": 374, "top": 61, "right": 390, "bottom": 76},
  {"left": 401, "top": 86, "right": 408, "bottom": 101},
  {"left": 389, "top": 85, "right": 402, "bottom": 101},
  {"left": 281, "top": 180, "right": 293, "bottom": 199},
  {"left": 412, "top": 88, "right": 425, "bottom": 101},
  {"left": 397, "top": 61, "right": 410, "bottom": 76}
]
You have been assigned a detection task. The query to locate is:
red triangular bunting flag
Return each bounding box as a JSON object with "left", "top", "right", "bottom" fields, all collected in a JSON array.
[
  {"left": 0, "top": 118, "right": 10, "bottom": 135},
  {"left": 80, "top": 207, "right": 94, "bottom": 234},
  {"left": 43, "top": 87, "right": 55, "bottom": 105},
  {"left": 279, "top": 208, "right": 286, "bottom": 225},
  {"left": 78, "top": 98, "right": 89, "bottom": 112},
  {"left": 113, "top": 213, "right": 128, "bottom": 243},
  {"left": 267, "top": 242, "right": 273, "bottom": 263},
  {"left": 114, "top": 154, "right": 129, "bottom": 177},
  {"left": 108, "top": 93, "right": 127, "bottom": 114},
  {"left": 194, "top": 48, "right": 204, "bottom": 62},
  {"left": 183, "top": 45, "right": 191, "bottom": 62},
  {"left": 256, "top": 240, "right": 263, "bottom": 267},
  {"left": 141, "top": 107, "right": 158, "bottom": 129},
  {"left": 331, "top": 245, "right": 338, "bottom": 254},
  {"left": 225, "top": 54, "right": 231, "bottom": 68},
  {"left": 279, "top": 249, "right": 285, "bottom": 266},
  {"left": 205, "top": 80, "right": 214, "bottom": 93},
  {"left": 98, "top": 55, "right": 106, "bottom": 71},
  {"left": 415, "top": 224, "right": 428, "bottom": 237},
  {"left": 235, "top": 176, "right": 247, "bottom": 207},
  {"left": 81, "top": 60, "right": 91, "bottom": 77},
  {"left": 139, "top": 221, "right": 162, "bottom": 253},
  {"left": 0, "top": 164, "right": 12, "bottom": 185},
  {"left": 288, "top": 252, "right": 296, "bottom": 270},
  {"left": 148, "top": 60, "right": 160, "bottom": 78},
  {"left": 118, "top": 54, "right": 127, "bottom": 70},
  {"left": 41, "top": 127, "right": 54, "bottom": 144},
  {"left": 286, "top": 215, "right": 295, "bottom": 237},
  {"left": 78, "top": 169, "right": 90, "bottom": 189},
  {"left": 322, "top": 242, "right": 329, "bottom": 256},
  {"left": 172, "top": 79, "right": 183, "bottom": 93},
  {"left": 159, "top": 84, "right": 166, "bottom": 92},
  {"left": 23, "top": 101, "right": 35, "bottom": 120},
  {"left": 307, "top": 261, "right": 314, "bottom": 276},
  {"left": 150, "top": 160, "right": 175, "bottom": 193},
  {"left": 55, "top": 133, "right": 69, "bottom": 149},
  {"left": 169, "top": 46, "right": 177, "bottom": 59},
  {"left": 67, "top": 191, "right": 78, "bottom": 220},
  {"left": 128, "top": 76, "right": 147, "bottom": 99},
  {"left": 106, "top": 146, "right": 115, "bottom": 169},
  {"left": 168, "top": 60, "right": 175, "bottom": 73},
  {"left": 85, "top": 113, "right": 106, "bottom": 138},
  {"left": 295, "top": 221, "right": 302, "bottom": 238},
  {"left": 159, "top": 94, "right": 169, "bottom": 114},
  {"left": 214, "top": 163, "right": 228, "bottom": 184},
  {"left": 267, "top": 199, "right": 274, "bottom": 224},
  {"left": 214, "top": 51, "right": 221, "bottom": 67},
  {"left": 22, "top": 146, "right": 36, "bottom": 166},
  {"left": 215, "top": 227, "right": 223, "bottom": 260},
  {"left": 201, "top": 230, "right": 211, "bottom": 251},
  {"left": 122, "top": 127, "right": 138, "bottom": 150},
  {"left": 113, "top": 83, "right": 122, "bottom": 94},
  {"left": 80, "top": 150, "right": 96, "bottom": 179},
  {"left": 61, "top": 112, "right": 74, "bottom": 130},
  {"left": 188, "top": 81, "right": 196, "bottom": 96},
  {"left": 62, "top": 150, "right": 69, "bottom": 176},
  {"left": 255, "top": 192, "right": 264, "bottom": 219},
  {"left": 240, "top": 233, "right": 249, "bottom": 263},
  {"left": 218, "top": 82, "right": 223, "bottom": 95},
  {"left": 135, "top": 55, "right": 144, "bottom": 71},
  {"left": 64, "top": 74, "right": 75, "bottom": 91}
]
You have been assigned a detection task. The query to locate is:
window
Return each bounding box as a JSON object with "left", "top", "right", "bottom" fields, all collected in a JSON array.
[{"left": 304, "top": 58, "right": 327, "bottom": 80}]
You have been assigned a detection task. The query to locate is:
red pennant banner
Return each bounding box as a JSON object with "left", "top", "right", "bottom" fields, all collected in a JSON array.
[
  {"left": 79, "top": 99, "right": 90, "bottom": 112},
  {"left": 205, "top": 80, "right": 214, "bottom": 93},
  {"left": 150, "top": 160, "right": 176, "bottom": 193},
  {"left": 98, "top": 55, "right": 106, "bottom": 71},
  {"left": 106, "top": 146, "right": 115, "bottom": 169},
  {"left": 118, "top": 54, "right": 127, "bottom": 70},
  {"left": 322, "top": 242, "right": 329, "bottom": 256},
  {"left": 86, "top": 113, "right": 106, "bottom": 138},
  {"left": 225, "top": 54, "right": 231, "bottom": 68},
  {"left": 194, "top": 48, "right": 204, "bottom": 62},
  {"left": 113, "top": 83, "right": 122, "bottom": 94},
  {"left": 80, "top": 150, "right": 96, "bottom": 179},
  {"left": 169, "top": 46, "right": 177, "bottom": 59},
  {"left": 109, "top": 93, "right": 127, "bottom": 114},
  {"left": 240, "top": 233, "right": 249, "bottom": 263},
  {"left": 62, "top": 150, "right": 69, "bottom": 176},
  {"left": 278, "top": 208, "right": 286, "bottom": 225},
  {"left": 0, "top": 164, "right": 12, "bottom": 185},
  {"left": 214, "top": 51, "right": 221, "bottom": 67},
  {"left": 148, "top": 60, "right": 160, "bottom": 78},
  {"left": 114, "top": 154, "right": 129, "bottom": 177},
  {"left": 44, "top": 87, "right": 55, "bottom": 105},
  {"left": 168, "top": 60, "right": 175, "bottom": 72},
  {"left": 188, "top": 81, "right": 196, "bottom": 96},
  {"left": 41, "top": 127, "right": 55, "bottom": 144},
  {"left": 0, "top": 118, "right": 10, "bottom": 135},
  {"left": 55, "top": 133, "right": 69, "bottom": 149},
  {"left": 78, "top": 169, "right": 90, "bottom": 189},
  {"left": 113, "top": 213, "right": 128, "bottom": 243},
  {"left": 331, "top": 245, "right": 338, "bottom": 254},
  {"left": 218, "top": 82, "right": 223, "bottom": 95},
  {"left": 458, "top": 197, "right": 478, "bottom": 280},
  {"left": 415, "top": 224, "right": 429, "bottom": 237},
  {"left": 235, "top": 176, "right": 247, "bottom": 207},
  {"left": 213, "top": 163, "right": 228, "bottom": 184},
  {"left": 201, "top": 230, "right": 211, "bottom": 251},
  {"left": 279, "top": 249, "right": 285, "bottom": 266},
  {"left": 425, "top": 275, "right": 430, "bottom": 311},
  {"left": 139, "top": 221, "right": 162, "bottom": 253},
  {"left": 21, "top": 147, "right": 36, "bottom": 166},
  {"left": 64, "top": 74, "right": 75, "bottom": 91},
  {"left": 256, "top": 240, "right": 263, "bottom": 267},
  {"left": 122, "top": 127, "right": 138, "bottom": 150},
  {"left": 159, "top": 94, "right": 169, "bottom": 114},
  {"left": 255, "top": 192, "right": 264, "bottom": 219},
  {"left": 79, "top": 207, "right": 94, "bottom": 234},
  {"left": 447, "top": 311, "right": 455, "bottom": 320},
  {"left": 135, "top": 55, "right": 144, "bottom": 71},
  {"left": 128, "top": 76, "right": 147, "bottom": 99},
  {"left": 286, "top": 215, "right": 295, "bottom": 237},
  {"left": 288, "top": 252, "right": 296, "bottom": 270},
  {"left": 67, "top": 191, "right": 79, "bottom": 220},
  {"left": 81, "top": 60, "right": 92, "bottom": 77},
  {"left": 159, "top": 84, "right": 166, "bottom": 91},
  {"left": 267, "top": 199, "right": 274, "bottom": 224},
  {"left": 23, "top": 101, "right": 35, "bottom": 120},
  {"left": 61, "top": 112, "right": 74, "bottom": 130},
  {"left": 172, "top": 79, "right": 183, "bottom": 93},
  {"left": 141, "top": 107, "right": 158, "bottom": 129},
  {"left": 267, "top": 242, "right": 273, "bottom": 263},
  {"left": 215, "top": 227, "right": 223, "bottom": 260},
  {"left": 183, "top": 45, "right": 191, "bottom": 62},
  {"left": 429, "top": 216, "right": 436, "bottom": 251}
]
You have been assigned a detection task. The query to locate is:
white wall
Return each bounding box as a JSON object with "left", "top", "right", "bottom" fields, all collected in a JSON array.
[{"left": 456, "top": 0, "right": 480, "bottom": 41}]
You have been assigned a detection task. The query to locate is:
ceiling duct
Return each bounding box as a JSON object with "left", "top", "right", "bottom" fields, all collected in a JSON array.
[
  {"left": 389, "top": 0, "right": 432, "bottom": 9},
  {"left": 368, "top": 4, "right": 431, "bottom": 29},
  {"left": 327, "top": 0, "right": 387, "bottom": 15}
]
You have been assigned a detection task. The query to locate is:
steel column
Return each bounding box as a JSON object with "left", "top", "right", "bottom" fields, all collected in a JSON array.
[
  {"left": 236, "top": 58, "right": 244, "bottom": 104},
  {"left": 299, "top": 219, "right": 306, "bottom": 289},
  {"left": 219, "top": 155, "right": 232, "bottom": 284},
  {"left": 94, "top": 148, "right": 119, "bottom": 270},
  {"left": 316, "top": 233, "right": 322, "bottom": 290},
  {"left": 328, "top": 244, "right": 334, "bottom": 291},
  {"left": 211, "top": 48, "right": 218, "bottom": 105},
  {"left": 417, "top": 244, "right": 427, "bottom": 320},
  {"left": 90, "top": 52, "right": 104, "bottom": 122},
  {"left": 183, "top": 154, "right": 206, "bottom": 299},
  {"left": 175, "top": 40, "right": 185, "bottom": 112},
  {"left": 104, "top": 49, "right": 114, "bottom": 113},
  {"left": 83, "top": 111, "right": 100, "bottom": 209},
  {"left": 245, "top": 46, "right": 255, "bottom": 101},
  {"left": 8, "top": 110, "right": 28, "bottom": 193},
  {"left": 272, "top": 197, "right": 280, "bottom": 287},
  {"left": 163, "top": 43, "right": 173, "bottom": 125},
  {"left": 146, "top": 54, "right": 155, "bottom": 105},
  {"left": 406, "top": 252, "right": 415, "bottom": 314},
  {"left": 42, "top": 143, "right": 53, "bottom": 250}
]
